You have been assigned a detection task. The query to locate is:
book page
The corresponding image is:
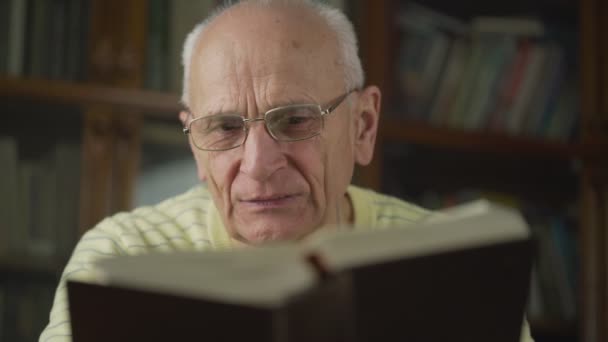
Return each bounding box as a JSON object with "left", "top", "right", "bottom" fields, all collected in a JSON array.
[
  {"left": 89, "top": 246, "right": 317, "bottom": 308},
  {"left": 309, "top": 200, "right": 530, "bottom": 271}
]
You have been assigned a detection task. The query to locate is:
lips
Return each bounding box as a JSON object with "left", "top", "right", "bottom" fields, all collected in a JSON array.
[
  {"left": 245, "top": 194, "right": 291, "bottom": 201},
  {"left": 239, "top": 193, "right": 301, "bottom": 209}
]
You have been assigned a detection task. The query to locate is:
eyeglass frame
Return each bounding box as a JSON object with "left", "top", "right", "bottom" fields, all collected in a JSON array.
[{"left": 182, "top": 89, "right": 358, "bottom": 151}]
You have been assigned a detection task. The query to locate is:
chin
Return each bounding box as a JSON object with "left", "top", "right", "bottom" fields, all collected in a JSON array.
[{"left": 238, "top": 221, "right": 313, "bottom": 245}]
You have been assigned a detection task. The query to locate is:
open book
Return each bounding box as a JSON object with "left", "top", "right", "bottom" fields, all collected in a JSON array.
[{"left": 67, "top": 200, "right": 533, "bottom": 342}]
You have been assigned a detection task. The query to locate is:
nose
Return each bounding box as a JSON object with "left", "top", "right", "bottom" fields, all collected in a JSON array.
[{"left": 239, "top": 121, "right": 287, "bottom": 181}]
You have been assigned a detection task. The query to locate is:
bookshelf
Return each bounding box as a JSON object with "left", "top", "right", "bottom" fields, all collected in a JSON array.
[
  {"left": 0, "top": 0, "right": 202, "bottom": 340},
  {"left": 356, "top": 1, "right": 608, "bottom": 342},
  {"left": 0, "top": 0, "right": 606, "bottom": 341},
  {"left": 380, "top": 119, "right": 607, "bottom": 159}
]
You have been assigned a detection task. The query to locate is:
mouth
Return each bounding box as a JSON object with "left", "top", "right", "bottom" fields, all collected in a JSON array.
[{"left": 240, "top": 194, "right": 300, "bottom": 209}]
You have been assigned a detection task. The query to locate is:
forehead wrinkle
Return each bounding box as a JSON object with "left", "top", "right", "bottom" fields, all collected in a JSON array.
[
  {"left": 220, "top": 4, "right": 339, "bottom": 76},
  {"left": 192, "top": 4, "right": 344, "bottom": 118}
]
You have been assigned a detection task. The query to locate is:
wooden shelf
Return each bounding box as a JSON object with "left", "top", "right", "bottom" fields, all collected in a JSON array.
[
  {"left": 0, "top": 77, "right": 182, "bottom": 118},
  {"left": 380, "top": 119, "right": 607, "bottom": 160}
]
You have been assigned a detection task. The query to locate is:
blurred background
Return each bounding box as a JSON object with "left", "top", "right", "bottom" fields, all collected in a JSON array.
[{"left": 0, "top": 0, "right": 607, "bottom": 341}]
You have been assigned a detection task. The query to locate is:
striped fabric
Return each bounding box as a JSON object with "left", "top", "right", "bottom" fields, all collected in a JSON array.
[{"left": 38, "top": 184, "right": 532, "bottom": 342}]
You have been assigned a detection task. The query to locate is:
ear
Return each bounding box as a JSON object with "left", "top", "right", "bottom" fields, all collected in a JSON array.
[
  {"left": 180, "top": 110, "right": 207, "bottom": 182},
  {"left": 353, "top": 86, "right": 381, "bottom": 166}
]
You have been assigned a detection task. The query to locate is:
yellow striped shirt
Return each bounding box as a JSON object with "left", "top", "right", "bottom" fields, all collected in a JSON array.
[{"left": 39, "top": 184, "right": 532, "bottom": 342}]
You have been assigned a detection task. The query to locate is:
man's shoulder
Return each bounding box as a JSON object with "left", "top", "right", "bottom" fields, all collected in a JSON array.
[
  {"left": 83, "top": 185, "right": 214, "bottom": 253},
  {"left": 348, "top": 185, "right": 431, "bottom": 227},
  {"left": 153, "top": 184, "right": 213, "bottom": 214}
]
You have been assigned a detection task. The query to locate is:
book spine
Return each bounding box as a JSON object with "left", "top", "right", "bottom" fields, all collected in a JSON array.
[
  {"left": 49, "top": 0, "right": 67, "bottom": 79},
  {"left": 0, "top": 1, "right": 9, "bottom": 75},
  {"left": 282, "top": 273, "right": 355, "bottom": 342},
  {"left": 145, "top": 0, "right": 169, "bottom": 90},
  {"left": 394, "top": 3, "right": 468, "bottom": 122},
  {"left": 53, "top": 140, "right": 82, "bottom": 259},
  {"left": 505, "top": 44, "right": 547, "bottom": 135},
  {"left": 463, "top": 35, "right": 517, "bottom": 130},
  {"left": 523, "top": 44, "right": 565, "bottom": 136},
  {"left": 25, "top": 0, "right": 52, "bottom": 78},
  {"left": 0, "top": 136, "right": 19, "bottom": 257},
  {"left": 486, "top": 40, "right": 533, "bottom": 131},
  {"left": 7, "top": 0, "right": 28, "bottom": 76},
  {"left": 428, "top": 38, "right": 470, "bottom": 125}
]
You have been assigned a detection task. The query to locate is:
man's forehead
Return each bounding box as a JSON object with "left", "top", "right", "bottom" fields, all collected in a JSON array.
[
  {"left": 188, "top": 3, "right": 344, "bottom": 113},
  {"left": 192, "top": 81, "right": 322, "bottom": 118}
]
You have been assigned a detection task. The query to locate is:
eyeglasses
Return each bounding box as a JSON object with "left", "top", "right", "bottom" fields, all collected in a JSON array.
[{"left": 183, "top": 90, "right": 356, "bottom": 151}]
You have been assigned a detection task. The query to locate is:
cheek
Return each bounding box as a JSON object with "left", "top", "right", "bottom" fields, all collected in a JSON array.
[
  {"left": 324, "top": 121, "right": 356, "bottom": 187},
  {"left": 202, "top": 152, "right": 241, "bottom": 201},
  {"left": 291, "top": 131, "right": 351, "bottom": 206},
  {"left": 291, "top": 138, "right": 326, "bottom": 187}
]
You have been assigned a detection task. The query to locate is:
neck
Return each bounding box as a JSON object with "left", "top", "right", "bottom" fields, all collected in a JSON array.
[{"left": 339, "top": 192, "right": 354, "bottom": 225}]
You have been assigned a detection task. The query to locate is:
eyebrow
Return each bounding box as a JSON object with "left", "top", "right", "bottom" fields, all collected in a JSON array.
[
  {"left": 188, "top": 106, "right": 239, "bottom": 119},
  {"left": 192, "top": 97, "right": 321, "bottom": 119}
]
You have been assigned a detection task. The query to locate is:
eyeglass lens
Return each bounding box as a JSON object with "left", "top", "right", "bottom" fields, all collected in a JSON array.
[{"left": 190, "top": 104, "right": 323, "bottom": 150}]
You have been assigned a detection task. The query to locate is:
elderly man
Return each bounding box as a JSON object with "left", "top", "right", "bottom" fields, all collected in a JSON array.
[{"left": 40, "top": 1, "right": 534, "bottom": 341}]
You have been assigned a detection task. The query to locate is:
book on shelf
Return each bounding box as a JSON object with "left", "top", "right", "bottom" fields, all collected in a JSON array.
[
  {"left": 522, "top": 43, "right": 565, "bottom": 135},
  {"left": 14, "top": 142, "right": 81, "bottom": 261},
  {"left": 19, "top": 157, "right": 57, "bottom": 258},
  {"left": 458, "top": 16, "right": 544, "bottom": 130},
  {"left": 0, "top": 136, "right": 19, "bottom": 257},
  {"left": 68, "top": 200, "right": 533, "bottom": 342},
  {"left": 145, "top": 0, "right": 221, "bottom": 91},
  {"left": 0, "top": 1, "right": 9, "bottom": 75},
  {"left": 26, "top": 0, "right": 52, "bottom": 78},
  {"left": 65, "top": 0, "right": 90, "bottom": 81},
  {"left": 53, "top": 140, "right": 82, "bottom": 259},
  {"left": 0, "top": 120, "right": 81, "bottom": 262},
  {"left": 48, "top": 0, "right": 67, "bottom": 79},
  {"left": 395, "top": 2, "right": 468, "bottom": 121},
  {"left": 485, "top": 39, "right": 533, "bottom": 131},
  {"left": 504, "top": 44, "right": 547, "bottom": 135},
  {"left": 2, "top": 0, "right": 88, "bottom": 79},
  {"left": 0, "top": 288, "right": 4, "bottom": 342},
  {"left": 145, "top": 0, "right": 170, "bottom": 90},
  {"left": 6, "top": 0, "right": 28, "bottom": 77},
  {"left": 526, "top": 213, "right": 579, "bottom": 321},
  {"left": 428, "top": 37, "right": 470, "bottom": 124},
  {"left": 392, "top": 3, "right": 578, "bottom": 141}
]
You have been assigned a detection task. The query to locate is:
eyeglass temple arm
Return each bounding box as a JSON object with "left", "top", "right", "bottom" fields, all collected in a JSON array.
[
  {"left": 182, "top": 109, "right": 193, "bottom": 134},
  {"left": 322, "top": 89, "right": 359, "bottom": 116}
]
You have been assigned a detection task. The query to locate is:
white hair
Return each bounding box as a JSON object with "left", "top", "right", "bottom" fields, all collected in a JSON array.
[{"left": 180, "top": 0, "right": 365, "bottom": 106}]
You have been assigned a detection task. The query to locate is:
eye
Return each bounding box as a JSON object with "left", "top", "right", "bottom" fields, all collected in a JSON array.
[
  {"left": 208, "top": 116, "right": 243, "bottom": 133},
  {"left": 268, "top": 105, "right": 322, "bottom": 140},
  {"left": 286, "top": 114, "right": 313, "bottom": 125},
  {"left": 217, "top": 120, "right": 242, "bottom": 131}
]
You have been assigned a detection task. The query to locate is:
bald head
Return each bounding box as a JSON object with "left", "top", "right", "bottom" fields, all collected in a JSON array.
[
  {"left": 189, "top": 2, "right": 347, "bottom": 112},
  {"left": 181, "top": 0, "right": 364, "bottom": 107}
]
